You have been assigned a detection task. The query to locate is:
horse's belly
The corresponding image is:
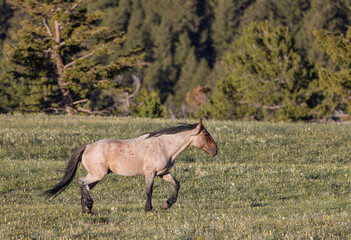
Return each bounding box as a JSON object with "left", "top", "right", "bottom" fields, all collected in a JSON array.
[{"left": 108, "top": 157, "right": 144, "bottom": 177}]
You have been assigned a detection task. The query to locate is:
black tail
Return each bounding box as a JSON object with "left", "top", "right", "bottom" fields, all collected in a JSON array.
[{"left": 45, "top": 145, "right": 86, "bottom": 199}]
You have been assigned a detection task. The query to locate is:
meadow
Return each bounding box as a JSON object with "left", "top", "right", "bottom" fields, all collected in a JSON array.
[{"left": 1, "top": 114, "right": 351, "bottom": 239}]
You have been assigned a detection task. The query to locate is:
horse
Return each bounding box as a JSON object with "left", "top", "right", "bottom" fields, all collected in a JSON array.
[{"left": 45, "top": 119, "right": 218, "bottom": 213}]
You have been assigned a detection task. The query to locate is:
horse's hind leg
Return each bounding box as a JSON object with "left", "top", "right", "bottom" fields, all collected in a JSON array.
[
  {"left": 78, "top": 173, "right": 105, "bottom": 214},
  {"left": 159, "top": 173, "right": 180, "bottom": 209}
]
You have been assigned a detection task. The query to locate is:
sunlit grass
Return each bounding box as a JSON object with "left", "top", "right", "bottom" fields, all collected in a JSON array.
[{"left": 1, "top": 114, "right": 351, "bottom": 239}]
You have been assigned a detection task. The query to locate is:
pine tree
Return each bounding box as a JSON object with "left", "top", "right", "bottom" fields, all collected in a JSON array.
[
  {"left": 132, "top": 88, "right": 166, "bottom": 118},
  {"left": 87, "top": 0, "right": 131, "bottom": 33},
  {"left": 3, "top": 0, "right": 349, "bottom": 118},
  {"left": 314, "top": 27, "right": 351, "bottom": 120},
  {"left": 143, "top": 0, "right": 201, "bottom": 101},
  {"left": 211, "top": 0, "right": 247, "bottom": 57},
  {"left": 0, "top": 0, "right": 13, "bottom": 51},
  {"left": 78, "top": 0, "right": 213, "bottom": 117},
  {"left": 4, "top": 0, "right": 143, "bottom": 114},
  {"left": 143, "top": 19, "right": 176, "bottom": 99},
  {"left": 0, "top": 60, "right": 19, "bottom": 112},
  {"left": 200, "top": 21, "right": 314, "bottom": 121},
  {"left": 174, "top": 32, "right": 193, "bottom": 68},
  {"left": 296, "top": 0, "right": 350, "bottom": 68},
  {"left": 240, "top": 0, "right": 309, "bottom": 31},
  {"left": 172, "top": 49, "right": 198, "bottom": 117},
  {"left": 172, "top": 48, "right": 211, "bottom": 117}
]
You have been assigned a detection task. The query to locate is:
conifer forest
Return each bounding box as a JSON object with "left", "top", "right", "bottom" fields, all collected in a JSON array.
[{"left": 0, "top": 0, "right": 351, "bottom": 121}]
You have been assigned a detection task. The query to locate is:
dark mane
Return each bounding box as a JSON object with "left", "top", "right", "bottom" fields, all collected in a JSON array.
[{"left": 146, "top": 123, "right": 202, "bottom": 138}]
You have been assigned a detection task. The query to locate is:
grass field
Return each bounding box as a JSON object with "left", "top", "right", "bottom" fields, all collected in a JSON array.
[{"left": 1, "top": 114, "right": 351, "bottom": 239}]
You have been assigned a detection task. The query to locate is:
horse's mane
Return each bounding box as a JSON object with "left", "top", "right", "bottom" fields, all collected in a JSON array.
[{"left": 146, "top": 122, "right": 203, "bottom": 139}]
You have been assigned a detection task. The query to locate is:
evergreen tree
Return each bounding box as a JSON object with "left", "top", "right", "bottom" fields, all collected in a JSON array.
[
  {"left": 142, "top": 0, "right": 202, "bottom": 104},
  {"left": 174, "top": 32, "right": 193, "bottom": 68},
  {"left": 199, "top": 76, "right": 239, "bottom": 119},
  {"left": 124, "top": 0, "right": 149, "bottom": 52},
  {"left": 172, "top": 50, "right": 211, "bottom": 117},
  {"left": 143, "top": 17, "right": 176, "bottom": 97},
  {"left": 4, "top": 0, "right": 143, "bottom": 114},
  {"left": 186, "top": 58, "right": 212, "bottom": 115},
  {"left": 0, "top": 60, "right": 19, "bottom": 112},
  {"left": 1, "top": 0, "right": 350, "bottom": 119},
  {"left": 88, "top": 0, "right": 131, "bottom": 33},
  {"left": 132, "top": 88, "right": 166, "bottom": 118},
  {"left": 200, "top": 21, "right": 314, "bottom": 121},
  {"left": 211, "top": 0, "right": 248, "bottom": 57},
  {"left": 296, "top": 0, "right": 350, "bottom": 68},
  {"left": 0, "top": 0, "right": 13, "bottom": 52},
  {"left": 171, "top": 49, "right": 198, "bottom": 117},
  {"left": 240, "top": 0, "right": 309, "bottom": 32},
  {"left": 314, "top": 27, "right": 351, "bottom": 120}
]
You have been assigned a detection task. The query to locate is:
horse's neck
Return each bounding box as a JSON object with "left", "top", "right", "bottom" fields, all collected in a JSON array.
[{"left": 158, "top": 131, "right": 193, "bottom": 160}]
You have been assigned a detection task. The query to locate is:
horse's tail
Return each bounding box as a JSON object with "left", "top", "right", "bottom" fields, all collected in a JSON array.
[{"left": 45, "top": 145, "right": 86, "bottom": 199}]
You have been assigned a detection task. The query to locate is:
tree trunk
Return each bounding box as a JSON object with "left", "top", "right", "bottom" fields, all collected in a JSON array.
[{"left": 54, "top": 20, "right": 74, "bottom": 115}]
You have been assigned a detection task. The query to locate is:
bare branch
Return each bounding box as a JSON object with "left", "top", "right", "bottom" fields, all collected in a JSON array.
[
  {"left": 77, "top": 107, "right": 112, "bottom": 115},
  {"left": 263, "top": 105, "right": 282, "bottom": 110},
  {"left": 89, "top": 67, "right": 97, "bottom": 74},
  {"left": 43, "top": 48, "right": 52, "bottom": 54},
  {"left": 77, "top": 107, "right": 93, "bottom": 114},
  {"left": 43, "top": 18, "right": 53, "bottom": 39},
  {"left": 130, "top": 74, "right": 141, "bottom": 99},
  {"left": 63, "top": 53, "right": 93, "bottom": 70},
  {"left": 73, "top": 99, "right": 88, "bottom": 105},
  {"left": 54, "top": 21, "right": 60, "bottom": 43},
  {"left": 135, "top": 61, "right": 150, "bottom": 67},
  {"left": 64, "top": 3, "right": 77, "bottom": 14}
]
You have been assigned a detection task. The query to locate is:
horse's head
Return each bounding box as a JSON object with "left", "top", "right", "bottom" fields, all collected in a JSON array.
[{"left": 192, "top": 119, "right": 218, "bottom": 156}]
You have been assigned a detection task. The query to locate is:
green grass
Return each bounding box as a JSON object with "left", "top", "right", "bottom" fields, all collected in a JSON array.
[{"left": 1, "top": 114, "right": 351, "bottom": 239}]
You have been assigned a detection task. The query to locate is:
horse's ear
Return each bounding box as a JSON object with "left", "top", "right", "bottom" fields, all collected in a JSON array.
[{"left": 195, "top": 118, "right": 203, "bottom": 132}]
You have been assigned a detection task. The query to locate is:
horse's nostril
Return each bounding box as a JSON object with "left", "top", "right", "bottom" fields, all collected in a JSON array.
[{"left": 214, "top": 149, "right": 218, "bottom": 155}]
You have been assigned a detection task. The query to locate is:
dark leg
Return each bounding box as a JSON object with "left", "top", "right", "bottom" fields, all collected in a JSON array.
[
  {"left": 78, "top": 178, "right": 99, "bottom": 214},
  {"left": 145, "top": 172, "right": 155, "bottom": 212},
  {"left": 160, "top": 173, "right": 180, "bottom": 209}
]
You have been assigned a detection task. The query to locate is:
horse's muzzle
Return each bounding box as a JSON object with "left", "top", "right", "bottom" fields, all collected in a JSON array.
[
  {"left": 208, "top": 148, "right": 218, "bottom": 157},
  {"left": 212, "top": 148, "right": 218, "bottom": 156}
]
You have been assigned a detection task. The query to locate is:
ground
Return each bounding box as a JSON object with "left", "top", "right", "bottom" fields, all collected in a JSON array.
[{"left": 1, "top": 115, "right": 351, "bottom": 239}]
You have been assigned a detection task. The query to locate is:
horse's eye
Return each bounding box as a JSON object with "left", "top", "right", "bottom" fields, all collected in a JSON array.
[{"left": 204, "top": 133, "right": 209, "bottom": 137}]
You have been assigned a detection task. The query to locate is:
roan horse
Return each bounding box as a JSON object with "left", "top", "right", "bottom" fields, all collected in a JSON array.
[{"left": 45, "top": 119, "right": 218, "bottom": 213}]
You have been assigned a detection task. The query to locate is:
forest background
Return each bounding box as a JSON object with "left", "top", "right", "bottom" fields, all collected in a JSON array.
[{"left": 0, "top": 0, "right": 350, "bottom": 121}]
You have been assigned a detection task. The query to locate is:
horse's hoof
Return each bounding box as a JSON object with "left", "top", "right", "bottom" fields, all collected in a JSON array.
[
  {"left": 82, "top": 210, "right": 93, "bottom": 215},
  {"left": 164, "top": 201, "right": 171, "bottom": 210},
  {"left": 82, "top": 205, "right": 94, "bottom": 215},
  {"left": 145, "top": 206, "right": 153, "bottom": 212},
  {"left": 146, "top": 209, "right": 157, "bottom": 214}
]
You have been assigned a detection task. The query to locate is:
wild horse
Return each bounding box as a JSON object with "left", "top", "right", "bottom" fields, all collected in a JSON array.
[{"left": 45, "top": 119, "right": 218, "bottom": 213}]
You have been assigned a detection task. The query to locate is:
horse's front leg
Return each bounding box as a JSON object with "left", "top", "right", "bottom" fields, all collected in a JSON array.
[
  {"left": 159, "top": 172, "right": 180, "bottom": 209},
  {"left": 144, "top": 172, "right": 155, "bottom": 212}
]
